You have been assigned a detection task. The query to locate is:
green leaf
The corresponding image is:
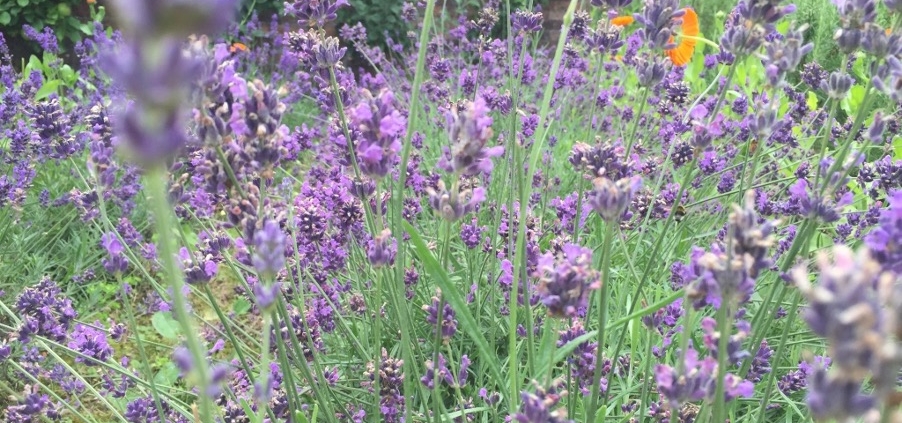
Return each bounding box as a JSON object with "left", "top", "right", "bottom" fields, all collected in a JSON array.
[
  {"left": 15, "top": 0, "right": 26, "bottom": 6},
  {"left": 233, "top": 298, "right": 252, "bottom": 315},
  {"left": 894, "top": 136, "right": 901, "bottom": 159},
  {"left": 806, "top": 91, "right": 818, "bottom": 111},
  {"left": 151, "top": 312, "right": 182, "bottom": 340},
  {"left": 60, "top": 65, "right": 76, "bottom": 85},
  {"left": 34, "top": 80, "right": 61, "bottom": 101},
  {"left": 403, "top": 220, "right": 504, "bottom": 383},
  {"left": 0, "top": 12, "right": 10, "bottom": 25},
  {"left": 847, "top": 85, "right": 866, "bottom": 113},
  {"left": 153, "top": 362, "right": 179, "bottom": 386}
]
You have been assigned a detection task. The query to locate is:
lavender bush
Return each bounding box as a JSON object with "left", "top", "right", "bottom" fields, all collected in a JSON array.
[{"left": 0, "top": 0, "right": 900, "bottom": 422}]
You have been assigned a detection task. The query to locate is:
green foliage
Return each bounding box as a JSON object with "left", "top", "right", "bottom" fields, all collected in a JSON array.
[
  {"left": 238, "top": 0, "right": 283, "bottom": 25},
  {"left": 338, "top": 0, "right": 408, "bottom": 48},
  {"left": 0, "top": 0, "right": 98, "bottom": 47}
]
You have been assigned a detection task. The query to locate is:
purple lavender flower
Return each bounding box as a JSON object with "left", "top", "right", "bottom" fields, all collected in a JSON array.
[
  {"left": 4, "top": 387, "right": 54, "bottom": 422},
  {"left": 423, "top": 292, "right": 458, "bottom": 341},
  {"left": 761, "top": 25, "right": 812, "bottom": 88},
  {"left": 285, "top": 0, "right": 349, "bottom": 28},
  {"left": 535, "top": 244, "right": 600, "bottom": 318},
  {"left": 427, "top": 180, "right": 486, "bottom": 222},
  {"left": 831, "top": 0, "right": 876, "bottom": 53},
  {"left": 252, "top": 220, "right": 287, "bottom": 276},
  {"left": 22, "top": 25, "right": 59, "bottom": 54},
  {"left": 349, "top": 89, "right": 405, "bottom": 178},
  {"left": 864, "top": 190, "right": 902, "bottom": 273},
  {"left": 512, "top": 384, "right": 574, "bottom": 423},
  {"left": 363, "top": 348, "right": 405, "bottom": 422},
  {"left": 101, "top": 232, "right": 129, "bottom": 275},
  {"left": 634, "top": 0, "right": 683, "bottom": 51},
  {"left": 440, "top": 97, "right": 503, "bottom": 177},
  {"left": 68, "top": 323, "right": 114, "bottom": 366},
  {"left": 655, "top": 347, "right": 753, "bottom": 411},
  {"left": 558, "top": 321, "right": 600, "bottom": 395},
  {"left": 177, "top": 247, "right": 218, "bottom": 285},
  {"left": 15, "top": 278, "right": 77, "bottom": 343},
  {"left": 367, "top": 229, "right": 396, "bottom": 267},
  {"left": 587, "top": 176, "right": 642, "bottom": 222}
]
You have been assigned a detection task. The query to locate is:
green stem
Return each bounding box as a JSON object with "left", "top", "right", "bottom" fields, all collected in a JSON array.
[
  {"left": 623, "top": 88, "right": 649, "bottom": 158},
  {"left": 145, "top": 165, "right": 214, "bottom": 423},
  {"left": 387, "top": 1, "right": 438, "bottom": 419},
  {"left": 753, "top": 291, "right": 802, "bottom": 423},
  {"left": 712, "top": 300, "right": 734, "bottom": 423},
  {"left": 119, "top": 275, "right": 167, "bottom": 422},
  {"left": 739, "top": 220, "right": 815, "bottom": 377},
  {"left": 509, "top": 0, "right": 581, "bottom": 411},
  {"left": 586, "top": 222, "right": 615, "bottom": 422}
]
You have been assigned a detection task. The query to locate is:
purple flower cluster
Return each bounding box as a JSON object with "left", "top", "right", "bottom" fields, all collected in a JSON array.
[{"left": 535, "top": 244, "right": 600, "bottom": 318}]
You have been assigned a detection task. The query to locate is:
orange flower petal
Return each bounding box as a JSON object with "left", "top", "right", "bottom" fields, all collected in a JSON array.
[
  {"left": 611, "top": 16, "right": 635, "bottom": 27},
  {"left": 665, "top": 7, "right": 699, "bottom": 67},
  {"left": 230, "top": 42, "right": 248, "bottom": 53}
]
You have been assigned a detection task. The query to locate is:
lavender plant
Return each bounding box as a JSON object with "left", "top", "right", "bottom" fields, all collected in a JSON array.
[{"left": 0, "top": 0, "right": 900, "bottom": 422}]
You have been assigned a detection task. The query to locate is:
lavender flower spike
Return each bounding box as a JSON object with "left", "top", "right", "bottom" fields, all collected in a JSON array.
[
  {"left": 252, "top": 220, "right": 287, "bottom": 276},
  {"left": 587, "top": 175, "right": 642, "bottom": 222},
  {"left": 535, "top": 244, "right": 601, "bottom": 318},
  {"left": 441, "top": 96, "right": 503, "bottom": 177}
]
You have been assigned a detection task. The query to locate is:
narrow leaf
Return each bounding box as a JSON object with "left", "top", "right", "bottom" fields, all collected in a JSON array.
[{"left": 403, "top": 220, "right": 504, "bottom": 384}]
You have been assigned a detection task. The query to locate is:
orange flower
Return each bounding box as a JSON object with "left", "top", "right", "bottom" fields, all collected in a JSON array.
[
  {"left": 610, "top": 15, "right": 635, "bottom": 27},
  {"left": 87, "top": 0, "right": 96, "bottom": 4},
  {"left": 665, "top": 8, "right": 699, "bottom": 67},
  {"left": 229, "top": 42, "right": 248, "bottom": 53}
]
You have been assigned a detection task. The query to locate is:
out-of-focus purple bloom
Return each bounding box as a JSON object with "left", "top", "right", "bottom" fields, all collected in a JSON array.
[
  {"left": 512, "top": 384, "right": 574, "bottom": 423},
  {"left": 795, "top": 245, "right": 901, "bottom": 416},
  {"left": 587, "top": 175, "right": 641, "bottom": 222},
  {"left": 831, "top": 0, "right": 876, "bottom": 53},
  {"left": 22, "top": 25, "right": 59, "bottom": 54},
  {"left": 427, "top": 181, "right": 486, "bottom": 222},
  {"left": 805, "top": 362, "right": 876, "bottom": 421},
  {"left": 367, "top": 229, "right": 396, "bottom": 267},
  {"left": 349, "top": 89, "right": 405, "bottom": 178},
  {"left": 864, "top": 190, "right": 902, "bottom": 273},
  {"left": 821, "top": 71, "right": 854, "bottom": 100},
  {"left": 252, "top": 220, "right": 287, "bottom": 276},
  {"left": 285, "top": 0, "right": 349, "bottom": 28},
  {"left": 634, "top": 0, "right": 683, "bottom": 51},
  {"left": 440, "top": 97, "right": 502, "bottom": 176},
  {"left": 535, "top": 244, "right": 600, "bottom": 318}
]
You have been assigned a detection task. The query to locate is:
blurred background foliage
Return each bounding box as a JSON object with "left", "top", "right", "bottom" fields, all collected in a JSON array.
[{"left": 0, "top": 0, "right": 889, "bottom": 82}]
